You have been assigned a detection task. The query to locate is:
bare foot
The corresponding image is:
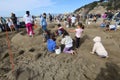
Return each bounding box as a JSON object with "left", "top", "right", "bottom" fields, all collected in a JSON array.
[{"left": 90, "top": 52, "right": 94, "bottom": 54}]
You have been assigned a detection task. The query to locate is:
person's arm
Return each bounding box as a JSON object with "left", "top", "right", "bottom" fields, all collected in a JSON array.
[
  {"left": 91, "top": 44, "right": 96, "bottom": 54},
  {"left": 61, "top": 38, "right": 65, "bottom": 44},
  {"left": 69, "top": 29, "right": 76, "bottom": 33},
  {"left": 52, "top": 42, "right": 56, "bottom": 51}
]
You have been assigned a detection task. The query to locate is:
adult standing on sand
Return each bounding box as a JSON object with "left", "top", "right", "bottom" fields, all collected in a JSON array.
[
  {"left": 0, "top": 17, "right": 6, "bottom": 32},
  {"left": 23, "top": 11, "right": 34, "bottom": 37},
  {"left": 71, "top": 15, "right": 76, "bottom": 27},
  {"left": 40, "top": 13, "right": 47, "bottom": 31},
  {"left": 10, "top": 13, "right": 18, "bottom": 31}
]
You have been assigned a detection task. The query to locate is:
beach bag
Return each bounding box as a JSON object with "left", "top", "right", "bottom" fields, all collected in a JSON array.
[{"left": 55, "top": 47, "right": 61, "bottom": 54}]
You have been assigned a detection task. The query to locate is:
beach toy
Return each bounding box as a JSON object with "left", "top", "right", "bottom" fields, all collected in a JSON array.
[{"left": 55, "top": 47, "right": 61, "bottom": 54}]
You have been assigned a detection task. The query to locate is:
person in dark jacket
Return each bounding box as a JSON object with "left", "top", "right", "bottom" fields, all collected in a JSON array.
[
  {"left": 11, "top": 13, "right": 19, "bottom": 31},
  {"left": 0, "top": 17, "right": 6, "bottom": 31}
]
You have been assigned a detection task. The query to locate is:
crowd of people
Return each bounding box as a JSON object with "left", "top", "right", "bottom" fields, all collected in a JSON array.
[
  {"left": 0, "top": 10, "right": 113, "bottom": 58},
  {"left": 38, "top": 12, "right": 108, "bottom": 58},
  {"left": 0, "top": 13, "right": 20, "bottom": 32}
]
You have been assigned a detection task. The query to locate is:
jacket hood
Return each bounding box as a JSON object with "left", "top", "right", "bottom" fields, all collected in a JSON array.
[{"left": 93, "top": 36, "right": 101, "bottom": 42}]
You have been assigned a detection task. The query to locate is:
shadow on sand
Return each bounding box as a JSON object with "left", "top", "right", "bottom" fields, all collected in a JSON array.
[{"left": 95, "top": 62, "right": 120, "bottom": 80}]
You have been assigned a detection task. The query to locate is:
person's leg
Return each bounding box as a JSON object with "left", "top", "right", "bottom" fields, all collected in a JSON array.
[
  {"left": 76, "top": 37, "right": 80, "bottom": 48},
  {"left": 14, "top": 24, "right": 19, "bottom": 31},
  {"left": 29, "top": 24, "right": 34, "bottom": 36},
  {"left": 42, "top": 25, "right": 47, "bottom": 31},
  {"left": 26, "top": 24, "right": 29, "bottom": 35},
  {"left": 63, "top": 47, "right": 72, "bottom": 54},
  {"left": 0, "top": 25, "right": 2, "bottom": 32},
  {"left": 2, "top": 24, "right": 5, "bottom": 31},
  {"left": 28, "top": 25, "right": 31, "bottom": 36},
  {"left": 9, "top": 26, "right": 12, "bottom": 32}
]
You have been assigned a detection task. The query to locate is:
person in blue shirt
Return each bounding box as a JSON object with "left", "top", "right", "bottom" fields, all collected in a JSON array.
[
  {"left": 40, "top": 13, "right": 47, "bottom": 31},
  {"left": 47, "top": 35, "right": 56, "bottom": 52}
]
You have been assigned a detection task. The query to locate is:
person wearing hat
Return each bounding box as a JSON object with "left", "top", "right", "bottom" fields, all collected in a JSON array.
[{"left": 91, "top": 36, "right": 108, "bottom": 58}]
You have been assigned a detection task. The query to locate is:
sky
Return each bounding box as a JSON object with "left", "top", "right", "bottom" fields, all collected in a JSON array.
[{"left": 0, "top": 0, "right": 99, "bottom": 17}]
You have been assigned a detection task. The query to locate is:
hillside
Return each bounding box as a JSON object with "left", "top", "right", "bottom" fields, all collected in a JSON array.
[
  {"left": 0, "top": 21, "right": 120, "bottom": 80},
  {"left": 74, "top": 0, "right": 120, "bottom": 14}
]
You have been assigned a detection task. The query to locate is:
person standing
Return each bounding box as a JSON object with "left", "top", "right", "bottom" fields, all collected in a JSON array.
[
  {"left": 69, "top": 23, "right": 84, "bottom": 48},
  {"left": 23, "top": 11, "right": 34, "bottom": 37},
  {"left": 40, "top": 13, "right": 47, "bottom": 31},
  {"left": 49, "top": 13, "right": 53, "bottom": 22},
  {"left": 7, "top": 18, "right": 15, "bottom": 32},
  {"left": 67, "top": 16, "right": 71, "bottom": 27},
  {"left": 0, "top": 17, "right": 6, "bottom": 31},
  {"left": 10, "top": 13, "right": 18, "bottom": 31},
  {"left": 71, "top": 15, "right": 76, "bottom": 27}
]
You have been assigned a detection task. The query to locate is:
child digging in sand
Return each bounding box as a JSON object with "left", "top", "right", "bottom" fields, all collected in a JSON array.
[
  {"left": 69, "top": 22, "right": 84, "bottom": 49},
  {"left": 56, "top": 24, "right": 65, "bottom": 36},
  {"left": 105, "top": 24, "right": 117, "bottom": 31},
  {"left": 61, "top": 31, "right": 75, "bottom": 55},
  {"left": 47, "top": 35, "right": 56, "bottom": 53},
  {"left": 43, "top": 30, "right": 50, "bottom": 42}
]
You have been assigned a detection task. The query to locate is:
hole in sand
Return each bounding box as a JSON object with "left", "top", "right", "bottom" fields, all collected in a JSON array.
[
  {"left": 29, "top": 48, "right": 35, "bottom": 52},
  {"left": 19, "top": 50, "right": 25, "bottom": 55},
  {"left": 35, "top": 53, "right": 42, "bottom": 60},
  {"left": 2, "top": 53, "right": 9, "bottom": 60}
]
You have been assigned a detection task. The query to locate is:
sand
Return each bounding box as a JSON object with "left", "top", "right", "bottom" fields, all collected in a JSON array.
[{"left": 0, "top": 22, "right": 120, "bottom": 80}]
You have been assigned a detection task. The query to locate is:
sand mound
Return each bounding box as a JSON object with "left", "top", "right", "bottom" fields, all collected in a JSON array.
[{"left": 0, "top": 23, "right": 120, "bottom": 80}]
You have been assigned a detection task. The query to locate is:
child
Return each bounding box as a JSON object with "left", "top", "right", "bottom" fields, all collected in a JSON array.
[
  {"left": 43, "top": 30, "right": 50, "bottom": 42},
  {"left": 91, "top": 36, "right": 108, "bottom": 58},
  {"left": 56, "top": 24, "right": 65, "bottom": 36},
  {"left": 100, "top": 20, "right": 106, "bottom": 28},
  {"left": 61, "top": 31, "right": 75, "bottom": 54},
  {"left": 7, "top": 18, "right": 15, "bottom": 32},
  {"left": 23, "top": 11, "right": 34, "bottom": 37},
  {"left": 69, "top": 22, "right": 84, "bottom": 48},
  {"left": 47, "top": 35, "right": 56, "bottom": 52},
  {"left": 106, "top": 24, "right": 117, "bottom": 31}
]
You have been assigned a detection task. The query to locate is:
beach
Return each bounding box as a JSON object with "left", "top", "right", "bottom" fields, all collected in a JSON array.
[{"left": 0, "top": 21, "right": 120, "bottom": 80}]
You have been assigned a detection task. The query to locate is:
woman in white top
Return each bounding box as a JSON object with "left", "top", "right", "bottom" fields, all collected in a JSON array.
[
  {"left": 91, "top": 36, "right": 108, "bottom": 58},
  {"left": 71, "top": 15, "right": 76, "bottom": 27},
  {"left": 61, "top": 31, "right": 75, "bottom": 54},
  {"left": 7, "top": 18, "right": 15, "bottom": 32},
  {"left": 23, "top": 11, "right": 34, "bottom": 37}
]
